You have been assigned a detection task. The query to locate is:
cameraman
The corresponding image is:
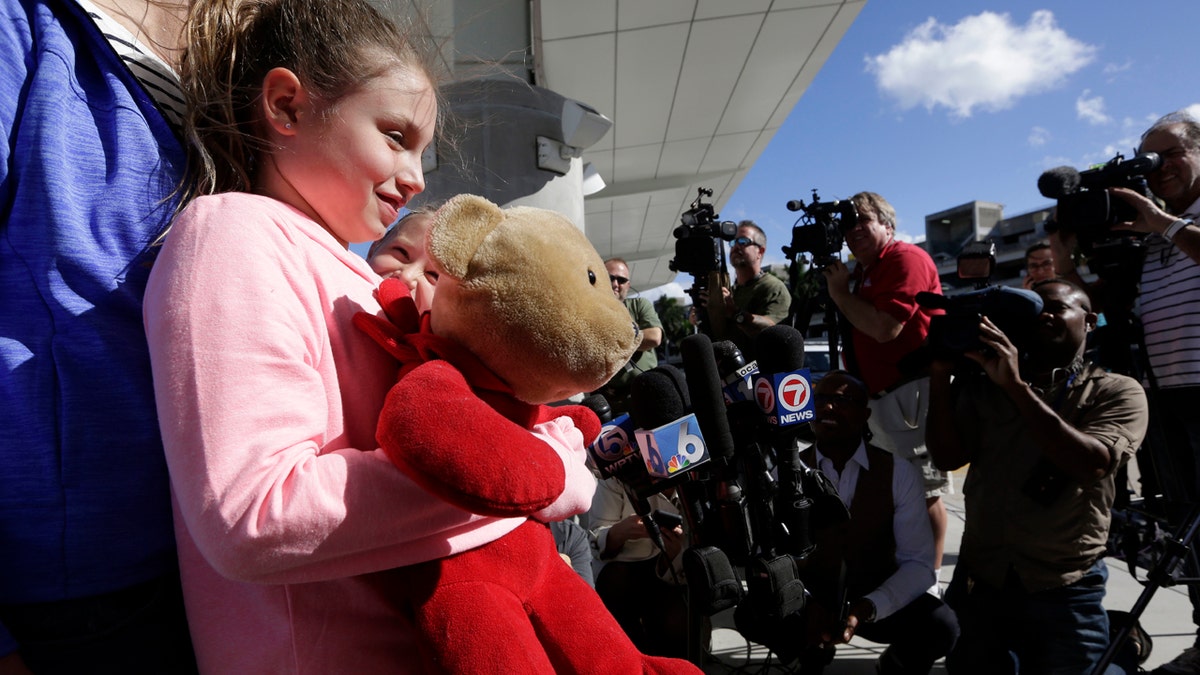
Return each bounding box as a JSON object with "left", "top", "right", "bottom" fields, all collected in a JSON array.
[
  {"left": 694, "top": 221, "right": 790, "bottom": 360},
  {"left": 820, "top": 191, "right": 950, "bottom": 586},
  {"left": 927, "top": 279, "right": 1148, "bottom": 674},
  {"left": 1057, "top": 111, "right": 1200, "bottom": 675}
]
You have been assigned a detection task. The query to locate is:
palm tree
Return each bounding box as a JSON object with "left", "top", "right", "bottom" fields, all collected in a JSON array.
[{"left": 653, "top": 295, "right": 692, "bottom": 361}]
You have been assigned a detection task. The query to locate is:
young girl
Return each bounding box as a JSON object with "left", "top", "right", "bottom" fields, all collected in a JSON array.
[{"left": 143, "top": 1, "right": 594, "bottom": 672}]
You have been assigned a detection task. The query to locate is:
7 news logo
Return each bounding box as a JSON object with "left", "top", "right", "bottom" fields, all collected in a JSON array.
[{"left": 753, "top": 369, "right": 815, "bottom": 426}]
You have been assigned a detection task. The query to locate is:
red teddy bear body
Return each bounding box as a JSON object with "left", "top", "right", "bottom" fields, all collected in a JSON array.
[{"left": 355, "top": 279, "right": 700, "bottom": 674}]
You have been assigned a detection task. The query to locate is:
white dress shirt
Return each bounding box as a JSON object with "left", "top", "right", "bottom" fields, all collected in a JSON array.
[{"left": 812, "top": 442, "right": 937, "bottom": 620}]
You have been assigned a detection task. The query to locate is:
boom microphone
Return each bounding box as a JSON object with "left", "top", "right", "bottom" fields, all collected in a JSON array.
[{"left": 1037, "top": 166, "right": 1082, "bottom": 199}]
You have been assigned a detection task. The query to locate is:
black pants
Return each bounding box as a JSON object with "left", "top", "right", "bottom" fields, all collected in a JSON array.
[
  {"left": 799, "top": 593, "right": 959, "bottom": 675},
  {"left": 0, "top": 573, "right": 197, "bottom": 674},
  {"left": 595, "top": 558, "right": 705, "bottom": 659},
  {"left": 1144, "top": 385, "right": 1200, "bottom": 635}
]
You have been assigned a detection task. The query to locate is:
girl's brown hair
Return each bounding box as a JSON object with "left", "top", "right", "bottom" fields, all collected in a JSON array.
[{"left": 179, "top": 0, "right": 442, "bottom": 198}]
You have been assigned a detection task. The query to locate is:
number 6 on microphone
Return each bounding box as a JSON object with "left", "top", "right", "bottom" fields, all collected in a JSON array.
[{"left": 634, "top": 413, "right": 711, "bottom": 479}]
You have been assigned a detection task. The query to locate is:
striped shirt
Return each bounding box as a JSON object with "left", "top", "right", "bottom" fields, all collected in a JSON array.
[
  {"left": 1139, "top": 198, "right": 1200, "bottom": 389},
  {"left": 77, "top": 0, "right": 185, "bottom": 129}
]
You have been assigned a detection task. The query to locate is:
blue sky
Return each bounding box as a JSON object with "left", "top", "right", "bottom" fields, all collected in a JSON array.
[{"left": 645, "top": 1, "right": 1200, "bottom": 300}]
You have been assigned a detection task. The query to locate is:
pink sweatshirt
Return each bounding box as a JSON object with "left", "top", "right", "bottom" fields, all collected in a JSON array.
[{"left": 144, "top": 193, "right": 595, "bottom": 673}]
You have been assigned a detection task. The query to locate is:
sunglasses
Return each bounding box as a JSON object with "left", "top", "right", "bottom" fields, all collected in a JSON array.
[
  {"left": 609, "top": 275, "right": 630, "bottom": 285},
  {"left": 732, "top": 236, "right": 762, "bottom": 249}
]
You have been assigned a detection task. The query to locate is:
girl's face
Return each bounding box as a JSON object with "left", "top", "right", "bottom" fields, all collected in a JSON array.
[
  {"left": 269, "top": 65, "right": 437, "bottom": 247},
  {"left": 369, "top": 213, "right": 438, "bottom": 312}
]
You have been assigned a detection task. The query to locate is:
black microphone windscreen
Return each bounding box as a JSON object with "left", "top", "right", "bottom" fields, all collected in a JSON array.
[
  {"left": 712, "top": 340, "right": 746, "bottom": 377},
  {"left": 680, "top": 333, "right": 737, "bottom": 462},
  {"left": 579, "top": 393, "right": 613, "bottom": 423},
  {"left": 1037, "top": 166, "right": 1081, "bottom": 199},
  {"left": 630, "top": 369, "right": 688, "bottom": 430},
  {"left": 754, "top": 324, "right": 807, "bottom": 375}
]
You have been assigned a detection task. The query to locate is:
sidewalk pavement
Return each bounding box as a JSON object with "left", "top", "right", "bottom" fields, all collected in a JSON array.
[{"left": 703, "top": 469, "right": 1195, "bottom": 674}]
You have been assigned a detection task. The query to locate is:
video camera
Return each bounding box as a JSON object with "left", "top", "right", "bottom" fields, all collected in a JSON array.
[
  {"left": 917, "top": 242, "right": 1044, "bottom": 356},
  {"left": 1038, "top": 152, "right": 1162, "bottom": 252},
  {"left": 669, "top": 187, "right": 737, "bottom": 280},
  {"left": 782, "top": 190, "right": 856, "bottom": 269}
]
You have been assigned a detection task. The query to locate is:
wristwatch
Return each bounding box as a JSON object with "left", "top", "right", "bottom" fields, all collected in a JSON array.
[{"left": 734, "top": 310, "right": 752, "bottom": 325}]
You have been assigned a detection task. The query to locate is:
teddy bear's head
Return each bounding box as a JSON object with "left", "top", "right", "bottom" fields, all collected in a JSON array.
[{"left": 426, "top": 194, "right": 641, "bottom": 404}]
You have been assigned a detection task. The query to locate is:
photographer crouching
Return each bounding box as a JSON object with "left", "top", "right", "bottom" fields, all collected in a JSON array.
[
  {"left": 1051, "top": 111, "right": 1200, "bottom": 675},
  {"left": 927, "top": 279, "right": 1149, "bottom": 674},
  {"left": 796, "top": 370, "right": 958, "bottom": 675}
]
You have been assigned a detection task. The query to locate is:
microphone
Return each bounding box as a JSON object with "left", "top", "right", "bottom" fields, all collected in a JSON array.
[
  {"left": 1037, "top": 166, "right": 1081, "bottom": 199},
  {"left": 685, "top": 333, "right": 767, "bottom": 561},
  {"left": 752, "top": 325, "right": 822, "bottom": 557},
  {"left": 579, "top": 393, "right": 612, "bottom": 424},
  {"left": 680, "top": 334, "right": 737, "bottom": 466},
  {"left": 629, "top": 366, "right": 700, "bottom": 554},
  {"left": 753, "top": 325, "right": 816, "bottom": 430},
  {"left": 713, "top": 339, "right": 757, "bottom": 404}
]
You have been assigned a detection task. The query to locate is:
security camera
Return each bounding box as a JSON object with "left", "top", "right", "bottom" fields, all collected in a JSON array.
[{"left": 560, "top": 99, "right": 613, "bottom": 150}]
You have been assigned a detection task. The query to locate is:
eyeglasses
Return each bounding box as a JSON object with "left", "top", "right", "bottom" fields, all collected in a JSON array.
[
  {"left": 609, "top": 275, "right": 630, "bottom": 285},
  {"left": 814, "top": 393, "right": 865, "bottom": 408},
  {"left": 732, "top": 236, "right": 762, "bottom": 249}
]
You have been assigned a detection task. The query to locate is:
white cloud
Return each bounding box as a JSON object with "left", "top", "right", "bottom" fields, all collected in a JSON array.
[
  {"left": 1076, "top": 90, "right": 1111, "bottom": 125},
  {"left": 865, "top": 10, "right": 1096, "bottom": 118},
  {"left": 1102, "top": 61, "right": 1132, "bottom": 77},
  {"left": 1029, "top": 126, "right": 1051, "bottom": 147}
]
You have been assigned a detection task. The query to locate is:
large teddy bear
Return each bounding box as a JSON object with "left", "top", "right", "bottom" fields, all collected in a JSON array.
[{"left": 354, "top": 194, "right": 701, "bottom": 674}]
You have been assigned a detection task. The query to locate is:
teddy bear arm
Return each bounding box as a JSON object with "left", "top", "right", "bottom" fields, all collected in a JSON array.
[{"left": 377, "top": 360, "right": 567, "bottom": 517}]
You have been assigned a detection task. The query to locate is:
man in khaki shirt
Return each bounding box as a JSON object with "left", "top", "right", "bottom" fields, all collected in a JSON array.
[{"left": 927, "top": 279, "right": 1148, "bottom": 674}]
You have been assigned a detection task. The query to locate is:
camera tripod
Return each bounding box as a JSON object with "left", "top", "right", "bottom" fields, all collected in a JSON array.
[{"left": 1092, "top": 500, "right": 1200, "bottom": 675}]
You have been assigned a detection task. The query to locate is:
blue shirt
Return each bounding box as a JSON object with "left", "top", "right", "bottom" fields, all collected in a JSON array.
[{"left": 0, "top": 0, "right": 186, "bottom": 652}]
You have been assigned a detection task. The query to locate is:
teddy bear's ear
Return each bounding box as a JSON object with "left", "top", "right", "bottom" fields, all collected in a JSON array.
[{"left": 429, "top": 194, "right": 504, "bottom": 279}]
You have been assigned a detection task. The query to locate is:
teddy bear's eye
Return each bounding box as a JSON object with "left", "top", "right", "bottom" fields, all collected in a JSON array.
[{"left": 588, "top": 270, "right": 597, "bottom": 285}]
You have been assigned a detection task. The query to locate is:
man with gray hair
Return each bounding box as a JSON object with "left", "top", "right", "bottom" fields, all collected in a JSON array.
[{"left": 1097, "top": 109, "right": 1200, "bottom": 675}]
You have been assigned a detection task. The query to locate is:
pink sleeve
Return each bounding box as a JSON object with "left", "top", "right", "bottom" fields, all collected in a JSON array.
[
  {"left": 144, "top": 197, "right": 521, "bottom": 585},
  {"left": 530, "top": 416, "right": 598, "bottom": 522}
]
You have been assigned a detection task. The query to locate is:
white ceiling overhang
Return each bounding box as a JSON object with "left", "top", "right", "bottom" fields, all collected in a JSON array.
[{"left": 536, "top": 0, "right": 867, "bottom": 289}]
